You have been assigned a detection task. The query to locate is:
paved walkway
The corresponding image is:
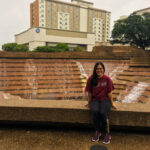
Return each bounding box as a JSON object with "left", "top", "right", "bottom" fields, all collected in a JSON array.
[{"left": 0, "top": 126, "right": 149, "bottom": 150}]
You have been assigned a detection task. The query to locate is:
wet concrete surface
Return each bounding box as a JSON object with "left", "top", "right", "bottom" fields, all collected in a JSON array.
[{"left": 0, "top": 126, "right": 149, "bottom": 150}]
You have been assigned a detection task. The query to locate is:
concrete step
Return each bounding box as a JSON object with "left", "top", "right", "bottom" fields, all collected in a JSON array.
[
  {"left": 21, "top": 92, "right": 84, "bottom": 99},
  {"left": 0, "top": 75, "right": 81, "bottom": 81},
  {"left": 114, "top": 84, "right": 126, "bottom": 90},
  {"left": 130, "top": 57, "right": 150, "bottom": 67},
  {"left": 0, "top": 83, "right": 82, "bottom": 90},
  {"left": 119, "top": 72, "right": 150, "bottom": 76},
  {"left": 0, "top": 71, "right": 81, "bottom": 76},
  {"left": 4, "top": 87, "right": 83, "bottom": 95},
  {"left": 0, "top": 59, "right": 77, "bottom": 63},
  {"left": 116, "top": 76, "right": 150, "bottom": 82},
  {"left": 0, "top": 98, "right": 149, "bottom": 128},
  {"left": 126, "top": 67, "right": 150, "bottom": 72},
  {"left": 0, "top": 79, "right": 82, "bottom": 86},
  {"left": 0, "top": 63, "right": 79, "bottom": 68},
  {"left": 0, "top": 67, "right": 80, "bottom": 72}
]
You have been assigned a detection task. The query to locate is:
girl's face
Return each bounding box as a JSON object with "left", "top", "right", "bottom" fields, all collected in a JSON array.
[{"left": 96, "top": 64, "right": 104, "bottom": 78}]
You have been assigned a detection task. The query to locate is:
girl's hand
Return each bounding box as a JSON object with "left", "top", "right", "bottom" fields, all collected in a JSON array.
[
  {"left": 112, "top": 103, "right": 117, "bottom": 110},
  {"left": 85, "top": 103, "right": 90, "bottom": 108}
]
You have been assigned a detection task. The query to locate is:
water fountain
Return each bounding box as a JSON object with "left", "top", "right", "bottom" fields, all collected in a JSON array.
[
  {"left": 0, "top": 48, "right": 150, "bottom": 150},
  {"left": 1, "top": 57, "right": 148, "bottom": 103},
  {"left": 0, "top": 49, "right": 150, "bottom": 129}
]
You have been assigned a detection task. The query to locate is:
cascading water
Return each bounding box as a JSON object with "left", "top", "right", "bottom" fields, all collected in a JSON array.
[
  {"left": 0, "top": 61, "right": 9, "bottom": 99},
  {"left": 109, "top": 62, "right": 128, "bottom": 80},
  {"left": 2, "top": 61, "right": 7, "bottom": 90},
  {"left": 75, "top": 61, "right": 88, "bottom": 100},
  {"left": 75, "top": 61, "right": 88, "bottom": 79},
  {"left": 121, "top": 82, "right": 149, "bottom": 103},
  {"left": 25, "top": 59, "right": 38, "bottom": 99}
]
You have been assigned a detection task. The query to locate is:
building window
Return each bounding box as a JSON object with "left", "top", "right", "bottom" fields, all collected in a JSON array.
[{"left": 58, "top": 12, "right": 69, "bottom": 30}]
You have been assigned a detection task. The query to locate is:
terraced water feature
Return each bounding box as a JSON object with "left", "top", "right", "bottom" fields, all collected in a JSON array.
[
  {"left": 0, "top": 58, "right": 130, "bottom": 101},
  {"left": 0, "top": 49, "right": 150, "bottom": 130},
  {"left": 1, "top": 57, "right": 150, "bottom": 104}
]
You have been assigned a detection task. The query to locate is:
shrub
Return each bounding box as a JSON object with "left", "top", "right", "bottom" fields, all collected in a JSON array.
[
  {"left": 33, "top": 46, "right": 56, "bottom": 52},
  {"left": 73, "top": 46, "right": 84, "bottom": 52},
  {"left": 2, "top": 43, "right": 17, "bottom": 51},
  {"left": 55, "top": 43, "right": 69, "bottom": 52},
  {"left": 13, "top": 44, "right": 29, "bottom": 52},
  {"left": 2, "top": 43, "right": 29, "bottom": 52},
  {"left": 34, "top": 43, "right": 69, "bottom": 52}
]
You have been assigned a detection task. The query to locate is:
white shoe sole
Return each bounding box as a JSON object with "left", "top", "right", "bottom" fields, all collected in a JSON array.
[
  {"left": 92, "top": 138, "right": 99, "bottom": 142},
  {"left": 102, "top": 141, "right": 110, "bottom": 144},
  {"left": 91, "top": 133, "right": 101, "bottom": 142}
]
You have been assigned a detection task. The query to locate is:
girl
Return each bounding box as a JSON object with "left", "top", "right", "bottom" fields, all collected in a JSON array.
[{"left": 85, "top": 62, "right": 117, "bottom": 144}]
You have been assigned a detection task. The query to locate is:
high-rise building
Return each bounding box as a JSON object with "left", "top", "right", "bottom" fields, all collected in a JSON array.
[
  {"left": 15, "top": 0, "right": 111, "bottom": 51},
  {"left": 30, "top": 0, "right": 111, "bottom": 43},
  {"left": 114, "top": 7, "right": 150, "bottom": 24},
  {"left": 133, "top": 7, "right": 150, "bottom": 15}
]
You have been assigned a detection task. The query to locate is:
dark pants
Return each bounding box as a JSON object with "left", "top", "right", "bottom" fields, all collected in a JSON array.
[{"left": 90, "top": 100, "right": 111, "bottom": 133}]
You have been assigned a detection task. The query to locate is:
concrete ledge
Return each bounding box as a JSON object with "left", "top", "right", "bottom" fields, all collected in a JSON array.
[{"left": 0, "top": 99, "right": 150, "bottom": 128}]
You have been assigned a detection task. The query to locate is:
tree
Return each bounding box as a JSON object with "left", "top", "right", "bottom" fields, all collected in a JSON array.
[{"left": 111, "top": 12, "right": 150, "bottom": 50}]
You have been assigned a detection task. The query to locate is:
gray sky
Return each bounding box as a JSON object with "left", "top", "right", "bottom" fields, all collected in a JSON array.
[{"left": 0, "top": 0, "right": 149, "bottom": 49}]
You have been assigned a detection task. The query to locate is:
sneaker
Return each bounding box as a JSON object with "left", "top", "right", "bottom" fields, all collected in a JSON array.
[
  {"left": 92, "top": 131, "right": 101, "bottom": 142},
  {"left": 102, "top": 133, "right": 111, "bottom": 144}
]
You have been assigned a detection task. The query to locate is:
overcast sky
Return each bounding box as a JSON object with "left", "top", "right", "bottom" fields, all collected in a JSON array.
[{"left": 0, "top": 0, "right": 149, "bottom": 49}]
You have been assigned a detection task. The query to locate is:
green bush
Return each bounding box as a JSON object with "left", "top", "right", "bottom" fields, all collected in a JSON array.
[
  {"left": 33, "top": 46, "right": 56, "bottom": 52},
  {"left": 2, "top": 43, "right": 17, "bottom": 51},
  {"left": 13, "top": 44, "right": 29, "bottom": 52},
  {"left": 2, "top": 43, "right": 29, "bottom": 52},
  {"left": 73, "top": 46, "right": 84, "bottom": 52},
  {"left": 2, "top": 43, "right": 70, "bottom": 52},
  {"left": 34, "top": 43, "right": 69, "bottom": 52},
  {"left": 55, "top": 43, "right": 69, "bottom": 52}
]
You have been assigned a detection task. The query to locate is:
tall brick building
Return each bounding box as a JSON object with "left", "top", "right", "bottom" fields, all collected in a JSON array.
[{"left": 15, "top": 0, "right": 111, "bottom": 51}]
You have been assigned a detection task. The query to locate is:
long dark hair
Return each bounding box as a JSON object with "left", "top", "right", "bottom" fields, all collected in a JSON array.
[{"left": 90, "top": 62, "right": 105, "bottom": 87}]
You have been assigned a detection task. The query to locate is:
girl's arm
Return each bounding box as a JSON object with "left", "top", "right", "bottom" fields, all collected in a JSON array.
[
  {"left": 85, "top": 92, "right": 92, "bottom": 107},
  {"left": 108, "top": 91, "right": 117, "bottom": 109},
  {"left": 87, "top": 92, "right": 92, "bottom": 104}
]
